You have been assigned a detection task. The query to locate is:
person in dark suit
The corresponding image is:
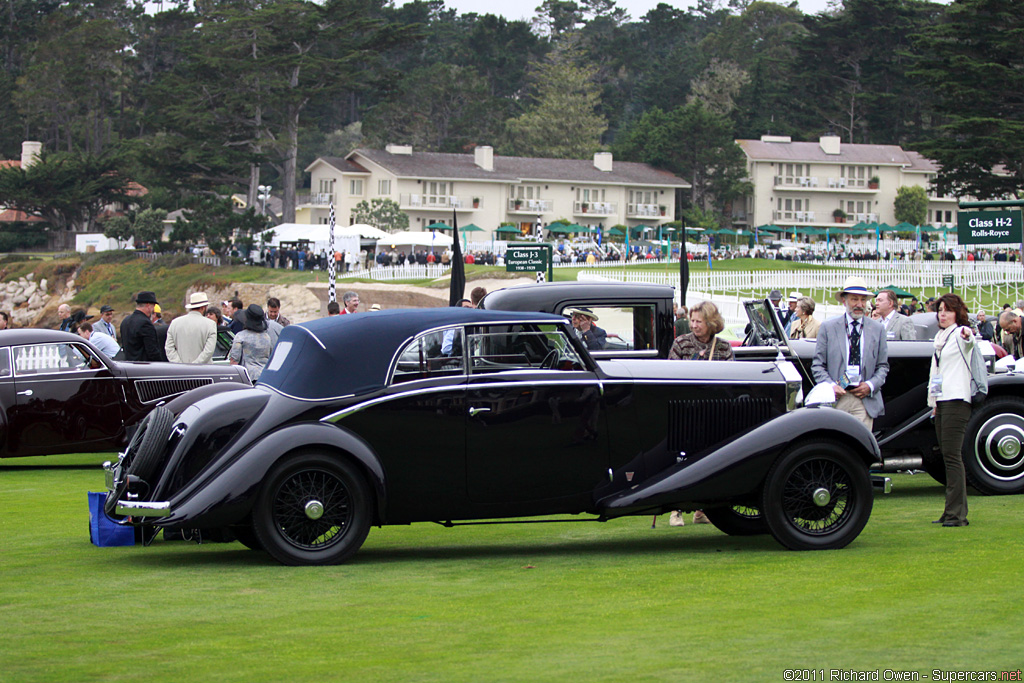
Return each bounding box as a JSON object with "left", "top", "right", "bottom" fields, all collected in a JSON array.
[
  {"left": 568, "top": 307, "right": 607, "bottom": 350},
  {"left": 811, "top": 277, "right": 889, "bottom": 429},
  {"left": 120, "top": 291, "right": 164, "bottom": 362}
]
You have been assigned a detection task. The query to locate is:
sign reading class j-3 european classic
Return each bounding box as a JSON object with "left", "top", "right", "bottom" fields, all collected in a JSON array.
[{"left": 956, "top": 209, "right": 1023, "bottom": 245}]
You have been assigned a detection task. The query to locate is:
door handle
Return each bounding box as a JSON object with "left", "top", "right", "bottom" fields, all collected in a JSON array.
[
  {"left": 17, "top": 389, "right": 33, "bottom": 396},
  {"left": 468, "top": 407, "right": 490, "bottom": 417}
]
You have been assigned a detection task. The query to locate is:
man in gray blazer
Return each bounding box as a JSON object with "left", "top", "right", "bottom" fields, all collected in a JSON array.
[
  {"left": 812, "top": 277, "right": 890, "bottom": 429},
  {"left": 875, "top": 288, "right": 916, "bottom": 340}
]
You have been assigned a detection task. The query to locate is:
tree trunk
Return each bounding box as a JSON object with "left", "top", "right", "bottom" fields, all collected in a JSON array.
[{"left": 281, "top": 104, "right": 299, "bottom": 223}]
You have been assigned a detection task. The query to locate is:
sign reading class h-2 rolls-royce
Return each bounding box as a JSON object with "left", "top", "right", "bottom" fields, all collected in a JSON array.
[{"left": 956, "top": 209, "right": 1023, "bottom": 245}]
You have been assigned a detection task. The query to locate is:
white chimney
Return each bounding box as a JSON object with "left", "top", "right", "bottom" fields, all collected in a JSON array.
[
  {"left": 385, "top": 144, "right": 412, "bottom": 155},
  {"left": 474, "top": 146, "right": 493, "bottom": 171},
  {"left": 819, "top": 135, "right": 841, "bottom": 155},
  {"left": 21, "top": 141, "right": 42, "bottom": 169},
  {"left": 594, "top": 152, "right": 613, "bottom": 172}
]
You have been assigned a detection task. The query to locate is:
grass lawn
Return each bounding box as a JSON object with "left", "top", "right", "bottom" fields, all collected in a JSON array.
[{"left": 2, "top": 454, "right": 1023, "bottom": 682}]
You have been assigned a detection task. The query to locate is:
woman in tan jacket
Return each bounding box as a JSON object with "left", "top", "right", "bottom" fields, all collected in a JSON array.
[{"left": 789, "top": 296, "right": 820, "bottom": 339}]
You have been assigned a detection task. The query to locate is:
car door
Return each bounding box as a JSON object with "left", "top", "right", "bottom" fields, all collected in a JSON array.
[
  {"left": 464, "top": 322, "right": 608, "bottom": 511},
  {"left": 8, "top": 341, "right": 126, "bottom": 456}
]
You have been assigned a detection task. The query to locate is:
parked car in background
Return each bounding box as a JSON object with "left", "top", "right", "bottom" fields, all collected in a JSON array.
[
  {"left": 483, "top": 282, "right": 1024, "bottom": 496},
  {"left": 0, "top": 330, "right": 250, "bottom": 460},
  {"left": 105, "top": 308, "right": 880, "bottom": 565}
]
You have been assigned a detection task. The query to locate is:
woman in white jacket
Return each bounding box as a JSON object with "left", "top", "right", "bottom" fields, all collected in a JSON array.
[{"left": 927, "top": 293, "right": 975, "bottom": 527}]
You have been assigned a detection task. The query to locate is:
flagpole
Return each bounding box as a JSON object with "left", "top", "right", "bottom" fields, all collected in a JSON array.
[{"left": 328, "top": 202, "right": 337, "bottom": 304}]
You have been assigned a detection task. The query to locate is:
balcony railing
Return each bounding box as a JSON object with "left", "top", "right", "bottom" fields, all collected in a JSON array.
[
  {"left": 773, "top": 210, "right": 817, "bottom": 223},
  {"left": 849, "top": 212, "right": 879, "bottom": 223},
  {"left": 627, "top": 203, "right": 665, "bottom": 218},
  {"left": 574, "top": 201, "right": 616, "bottom": 216},
  {"left": 773, "top": 176, "right": 877, "bottom": 190},
  {"left": 298, "top": 193, "right": 334, "bottom": 206},
  {"left": 399, "top": 194, "right": 475, "bottom": 210},
  {"left": 507, "top": 199, "right": 552, "bottom": 213}
]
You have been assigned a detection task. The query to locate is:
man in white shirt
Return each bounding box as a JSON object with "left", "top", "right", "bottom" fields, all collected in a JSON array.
[{"left": 78, "top": 322, "right": 120, "bottom": 358}]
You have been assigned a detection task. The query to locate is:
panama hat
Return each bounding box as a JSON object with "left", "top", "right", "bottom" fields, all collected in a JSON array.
[
  {"left": 186, "top": 292, "right": 210, "bottom": 310},
  {"left": 834, "top": 276, "right": 873, "bottom": 302},
  {"left": 566, "top": 306, "right": 599, "bottom": 321}
]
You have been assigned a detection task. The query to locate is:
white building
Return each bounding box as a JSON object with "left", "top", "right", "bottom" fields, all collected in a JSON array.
[
  {"left": 735, "top": 135, "right": 960, "bottom": 230},
  {"left": 299, "top": 145, "right": 689, "bottom": 238}
]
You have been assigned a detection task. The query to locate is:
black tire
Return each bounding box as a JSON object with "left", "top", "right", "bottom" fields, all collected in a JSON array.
[
  {"left": 703, "top": 505, "right": 768, "bottom": 536},
  {"left": 761, "top": 439, "right": 873, "bottom": 551},
  {"left": 252, "top": 453, "right": 372, "bottom": 566},
  {"left": 962, "top": 397, "right": 1024, "bottom": 495},
  {"left": 125, "top": 407, "right": 175, "bottom": 483}
]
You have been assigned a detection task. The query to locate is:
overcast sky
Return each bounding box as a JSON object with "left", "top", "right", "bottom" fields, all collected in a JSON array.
[{"left": 398, "top": 0, "right": 842, "bottom": 22}]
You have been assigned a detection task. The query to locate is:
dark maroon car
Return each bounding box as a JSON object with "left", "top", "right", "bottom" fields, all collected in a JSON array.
[{"left": 0, "top": 329, "right": 250, "bottom": 459}]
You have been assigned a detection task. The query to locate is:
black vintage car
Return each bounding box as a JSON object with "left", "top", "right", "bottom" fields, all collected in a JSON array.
[
  {"left": 105, "top": 308, "right": 881, "bottom": 565},
  {"left": 483, "top": 282, "right": 1024, "bottom": 496},
  {"left": 0, "top": 329, "right": 250, "bottom": 459}
]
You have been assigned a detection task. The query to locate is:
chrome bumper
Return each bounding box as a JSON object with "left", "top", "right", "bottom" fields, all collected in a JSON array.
[
  {"left": 103, "top": 460, "right": 172, "bottom": 518},
  {"left": 870, "top": 474, "right": 893, "bottom": 494}
]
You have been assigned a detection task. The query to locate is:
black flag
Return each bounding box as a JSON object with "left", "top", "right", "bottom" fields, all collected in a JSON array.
[
  {"left": 449, "top": 210, "right": 466, "bottom": 307},
  {"left": 679, "top": 239, "right": 689, "bottom": 306}
]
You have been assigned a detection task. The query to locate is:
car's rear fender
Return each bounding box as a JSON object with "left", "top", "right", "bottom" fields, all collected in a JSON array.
[
  {"left": 156, "top": 423, "right": 387, "bottom": 529},
  {"left": 597, "top": 407, "right": 879, "bottom": 515}
]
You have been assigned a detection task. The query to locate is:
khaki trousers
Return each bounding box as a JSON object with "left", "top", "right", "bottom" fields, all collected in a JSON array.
[
  {"left": 934, "top": 399, "right": 971, "bottom": 524},
  {"left": 836, "top": 393, "right": 873, "bottom": 430}
]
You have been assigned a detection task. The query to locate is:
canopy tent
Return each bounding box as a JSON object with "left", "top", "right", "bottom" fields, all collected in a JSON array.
[
  {"left": 893, "top": 222, "right": 917, "bottom": 232},
  {"left": 258, "top": 223, "right": 359, "bottom": 254},
  {"left": 850, "top": 221, "right": 872, "bottom": 232},
  {"left": 875, "top": 222, "right": 894, "bottom": 234},
  {"left": 376, "top": 230, "right": 454, "bottom": 254},
  {"left": 545, "top": 223, "right": 576, "bottom": 234},
  {"left": 460, "top": 223, "right": 485, "bottom": 233},
  {"left": 337, "top": 224, "right": 390, "bottom": 240},
  {"left": 495, "top": 225, "right": 522, "bottom": 234},
  {"left": 878, "top": 285, "right": 915, "bottom": 298},
  {"left": 756, "top": 224, "right": 786, "bottom": 233},
  {"left": 607, "top": 227, "right": 626, "bottom": 237}
]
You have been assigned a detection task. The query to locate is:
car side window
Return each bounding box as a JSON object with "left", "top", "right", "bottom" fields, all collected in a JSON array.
[
  {"left": 13, "top": 343, "right": 102, "bottom": 376},
  {"left": 468, "top": 324, "right": 584, "bottom": 373},
  {"left": 0, "top": 348, "right": 10, "bottom": 378},
  {"left": 391, "top": 328, "right": 465, "bottom": 385},
  {"left": 556, "top": 305, "right": 655, "bottom": 351}
]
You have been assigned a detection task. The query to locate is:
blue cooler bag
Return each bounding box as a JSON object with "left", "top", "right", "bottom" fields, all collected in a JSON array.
[{"left": 88, "top": 491, "right": 135, "bottom": 547}]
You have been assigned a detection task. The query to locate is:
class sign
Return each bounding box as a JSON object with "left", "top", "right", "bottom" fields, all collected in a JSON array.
[
  {"left": 505, "top": 246, "right": 548, "bottom": 272},
  {"left": 956, "top": 210, "right": 1023, "bottom": 245}
]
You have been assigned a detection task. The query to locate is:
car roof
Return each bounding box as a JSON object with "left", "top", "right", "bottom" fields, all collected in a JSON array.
[
  {"left": 482, "top": 281, "right": 675, "bottom": 312},
  {"left": 0, "top": 329, "right": 85, "bottom": 345},
  {"left": 258, "top": 307, "right": 568, "bottom": 400}
]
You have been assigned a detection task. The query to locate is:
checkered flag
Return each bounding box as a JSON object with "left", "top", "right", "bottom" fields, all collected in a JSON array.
[
  {"left": 536, "top": 271, "right": 545, "bottom": 283},
  {"left": 327, "top": 202, "right": 337, "bottom": 303}
]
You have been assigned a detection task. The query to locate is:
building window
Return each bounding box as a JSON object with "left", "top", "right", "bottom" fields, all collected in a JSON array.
[
  {"left": 378, "top": 179, "right": 391, "bottom": 195},
  {"left": 349, "top": 179, "right": 363, "bottom": 196},
  {"left": 319, "top": 178, "right": 335, "bottom": 195}
]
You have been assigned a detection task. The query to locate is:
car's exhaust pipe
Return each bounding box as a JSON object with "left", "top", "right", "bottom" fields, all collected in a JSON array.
[{"left": 872, "top": 456, "right": 923, "bottom": 472}]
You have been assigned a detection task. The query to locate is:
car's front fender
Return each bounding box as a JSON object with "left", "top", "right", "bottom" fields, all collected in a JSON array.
[
  {"left": 157, "top": 422, "right": 387, "bottom": 529},
  {"left": 597, "top": 406, "right": 879, "bottom": 514}
]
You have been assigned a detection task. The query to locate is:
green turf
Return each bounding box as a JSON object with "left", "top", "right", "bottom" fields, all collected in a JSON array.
[{"left": 2, "top": 455, "right": 1022, "bottom": 682}]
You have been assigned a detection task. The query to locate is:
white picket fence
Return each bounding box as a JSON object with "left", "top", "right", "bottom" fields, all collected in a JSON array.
[{"left": 364, "top": 264, "right": 451, "bottom": 281}]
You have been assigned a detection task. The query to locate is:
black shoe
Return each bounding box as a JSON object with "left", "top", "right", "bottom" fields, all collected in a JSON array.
[
  {"left": 931, "top": 519, "right": 945, "bottom": 524},
  {"left": 942, "top": 519, "right": 969, "bottom": 527}
]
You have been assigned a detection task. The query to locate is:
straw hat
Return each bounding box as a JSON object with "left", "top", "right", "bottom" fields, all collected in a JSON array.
[{"left": 834, "top": 276, "right": 873, "bottom": 302}]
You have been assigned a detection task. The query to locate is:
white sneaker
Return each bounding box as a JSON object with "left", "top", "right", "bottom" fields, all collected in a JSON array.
[{"left": 669, "top": 511, "right": 685, "bottom": 527}]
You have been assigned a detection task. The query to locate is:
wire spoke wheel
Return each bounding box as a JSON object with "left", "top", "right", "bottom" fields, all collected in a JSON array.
[
  {"left": 762, "top": 439, "right": 872, "bottom": 551},
  {"left": 273, "top": 469, "right": 353, "bottom": 550},
  {"left": 703, "top": 504, "right": 768, "bottom": 536},
  {"left": 779, "top": 458, "right": 851, "bottom": 534},
  {"left": 254, "top": 453, "right": 372, "bottom": 566}
]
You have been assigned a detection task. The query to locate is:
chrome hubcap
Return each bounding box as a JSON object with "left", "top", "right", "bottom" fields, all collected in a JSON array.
[
  {"left": 811, "top": 487, "right": 831, "bottom": 507},
  {"left": 304, "top": 500, "right": 324, "bottom": 520},
  {"left": 997, "top": 435, "right": 1021, "bottom": 459}
]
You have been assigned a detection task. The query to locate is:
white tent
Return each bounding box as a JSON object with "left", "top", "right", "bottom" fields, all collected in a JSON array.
[
  {"left": 339, "top": 224, "right": 390, "bottom": 240},
  {"left": 258, "top": 223, "right": 358, "bottom": 254},
  {"left": 375, "top": 230, "right": 453, "bottom": 254}
]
